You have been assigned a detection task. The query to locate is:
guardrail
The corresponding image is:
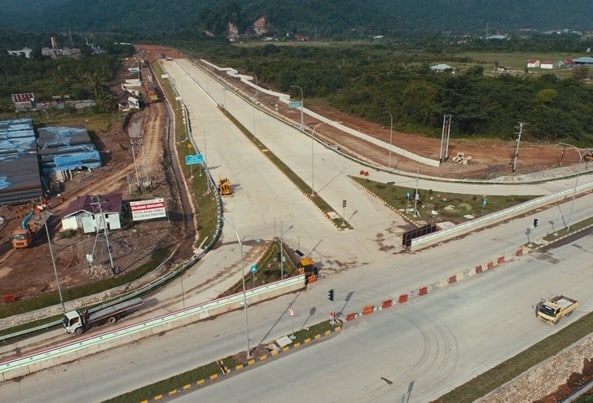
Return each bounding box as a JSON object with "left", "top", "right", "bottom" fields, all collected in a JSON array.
[
  {"left": 0, "top": 63, "right": 226, "bottom": 343},
  {"left": 411, "top": 180, "right": 593, "bottom": 249},
  {"left": 0, "top": 274, "right": 305, "bottom": 381}
]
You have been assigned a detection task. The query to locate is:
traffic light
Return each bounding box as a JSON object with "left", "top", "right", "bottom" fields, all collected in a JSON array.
[
  {"left": 328, "top": 289, "right": 334, "bottom": 302},
  {"left": 342, "top": 200, "right": 347, "bottom": 208},
  {"left": 533, "top": 218, "right": 539, "bottom": 228}
]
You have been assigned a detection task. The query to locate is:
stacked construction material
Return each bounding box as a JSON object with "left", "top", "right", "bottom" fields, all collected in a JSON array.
[
  {"left": 0, "top": 118, "right": 43, "bottom": 204},
  {"left": 37, "top": 126, "right": 102, "bottom": 176}
]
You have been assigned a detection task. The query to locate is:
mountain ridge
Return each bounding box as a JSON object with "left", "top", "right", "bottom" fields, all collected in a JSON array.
[{"left": 0, "top": 0, "right": 592, "bottom": 37}]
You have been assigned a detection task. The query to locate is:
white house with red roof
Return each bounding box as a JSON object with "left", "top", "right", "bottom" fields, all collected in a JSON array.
[
  {"left": 527, "top": 58, "right": 540, "bottom": 68},
  {"left": 60, "top": 193, "right": 123, "bottom": 233},
  {"left": 540, "top": 59, "right": 555, "bottom": 69}
]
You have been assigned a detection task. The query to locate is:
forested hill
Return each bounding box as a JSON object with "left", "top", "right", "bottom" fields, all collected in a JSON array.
[{"left": 1, "top": 0, "right": 593, "bottom": 36}]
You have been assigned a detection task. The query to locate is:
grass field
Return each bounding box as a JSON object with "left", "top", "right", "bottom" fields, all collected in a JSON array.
[{"left": 352, "top": 176, "right": 537, "bottom": 224}]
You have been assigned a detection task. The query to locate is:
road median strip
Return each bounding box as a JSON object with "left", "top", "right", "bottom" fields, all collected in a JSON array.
[{"left": 102, "top": 321, "right": 342, "bottom": 402}]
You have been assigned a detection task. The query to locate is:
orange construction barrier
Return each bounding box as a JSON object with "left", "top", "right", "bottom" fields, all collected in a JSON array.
[
  {"left": 419, "top": 286, "right": 428, "bottom": 296},
  {"left": 382, "top": 299, "right": 392, "bottom": 309},
  {"left": 516, "top": 248, "right": 524, "bottom": 257},
  {"left": 363, "top": 305, "right": 374, "bottom": 315},
  {"left": 398, "top": 294, "right": 408, "bottom": 303}
]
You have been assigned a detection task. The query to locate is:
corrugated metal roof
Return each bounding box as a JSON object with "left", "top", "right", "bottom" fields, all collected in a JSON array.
[
  {"left": 61, "top": 193, "right": 123, "bottom": 218},
  {"left": 574, "top": 56, "right": 593, "bottom": 63},
  {"left": 11, "top": 93, "right": 35, "bottom": 103},
  {"left": 0, "top": 119, "right": 103, "bottom": 204}
]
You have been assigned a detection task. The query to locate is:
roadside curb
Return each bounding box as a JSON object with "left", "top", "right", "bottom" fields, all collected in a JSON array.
[
  {"left": 350, "top": 176, "right": 425, "bottom": 228},
  {"left": 138, "top": 325, "right": 342, "bottom": 402}
]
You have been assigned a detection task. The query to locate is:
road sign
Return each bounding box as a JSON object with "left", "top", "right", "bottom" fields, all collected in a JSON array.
[
  {"left": 185, "top": 154, "right": 203, "bottom": 165},
  {"left": 250, "top": 264, "right": 258, "bottom": 274},
  {"left": 289, "top": 306, "right": 295, "bottom": 317},
  {"left": 288, "top": 101, "right": 302, "bottom": 109},
  {"left": 482, "top": 197, "right": 488, "bottom": 207}
]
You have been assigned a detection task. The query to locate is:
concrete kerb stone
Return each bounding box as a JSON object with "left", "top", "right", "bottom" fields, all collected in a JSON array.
[
  {"left": 139, "top": 324, "right": 343, "bottom": 402},
  {"left": 349, "top": 177, "right": 425, "bottom": 227}
]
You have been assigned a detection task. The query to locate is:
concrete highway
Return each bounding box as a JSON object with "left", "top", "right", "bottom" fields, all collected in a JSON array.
[
  {"left": 2, "top": 57, "right": 593, "bottom": 402},
  {"left": 179, "top": 232, "right": 593, "bottom": 403},
  {"left": 3, "top": 227, "right": 592, "bottom": 402}
]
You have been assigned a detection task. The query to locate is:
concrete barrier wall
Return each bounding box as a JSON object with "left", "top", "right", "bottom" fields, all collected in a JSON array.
[
  {"left": 0, "top": 275, "right": 305, "bottom": 381},
  {"left": 411, "top": 180, "right": 593, "bottom": 250}
]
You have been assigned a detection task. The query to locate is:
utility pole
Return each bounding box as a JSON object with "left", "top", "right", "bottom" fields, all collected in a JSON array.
[
  {"left": 414, "top": 168, "right": 420, "bottom": 217},
  {"left": 91, "top": 195, "right": 118, "bottom": 275},
  {"left": 140, "top": 137, "right": 150, "bottom": 187},
  {"left": 440, "top": 114, "right": 452, "bottom": 163},
  {"left": 512, "top": 122, "right": 524, "bottom": 173},
  {"left": 130, "top": 138, "right": 141, "bottom": 191},
  {"left": 383, "top": 111, "right": 393, "bottom": 169},
  {"left": 280, "top": 221, "right": 284, "bottom": 279}
]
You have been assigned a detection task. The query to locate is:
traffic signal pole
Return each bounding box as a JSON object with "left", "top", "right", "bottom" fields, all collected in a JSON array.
[{"left": 328, "top": 289, "right": 336, "bottom": 324}]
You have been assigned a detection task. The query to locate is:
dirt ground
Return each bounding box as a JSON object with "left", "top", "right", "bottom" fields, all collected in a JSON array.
[{"left": 0, "top": 61, "right": 182, "bottom": 300}]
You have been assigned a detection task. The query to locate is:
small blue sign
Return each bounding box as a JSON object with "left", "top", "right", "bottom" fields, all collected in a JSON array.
[
  {"left": 185, "top": 154, "right": 204, "bottom": 165},
  {"left": 250, "top": 264, "right": 258, "bottom": 274}
]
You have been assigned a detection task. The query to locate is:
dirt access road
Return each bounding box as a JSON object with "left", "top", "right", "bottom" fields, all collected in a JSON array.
[{"left": 0, "top": 81, "right": 190, "bottom": 301}]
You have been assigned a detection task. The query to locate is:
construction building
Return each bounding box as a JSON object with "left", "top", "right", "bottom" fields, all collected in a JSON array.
[{"left": 0, "top": 118, "right": 102, "bottom": 204}]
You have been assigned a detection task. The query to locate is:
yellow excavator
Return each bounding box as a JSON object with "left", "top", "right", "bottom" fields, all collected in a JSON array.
[{"left": 218, "top": 176, "right": 232, "bottom": 195}]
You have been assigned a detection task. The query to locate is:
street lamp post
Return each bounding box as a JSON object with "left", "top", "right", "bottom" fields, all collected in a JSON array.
[
  {"left": 290, "top": 85, "right": 304, "bottom": 131},
  {"left": 383, "top": 111, "right": 393, "bottom": 170},
  {"left": 45, "top": 212, "right": 65, "bottom": 313},
  {"left": 310, "top": 122, "right": 328, "bottom": 196},
  {"left": 222, "top": 87, "right": 228, "bottom": 112},
  {"left": 558, "top": 142, "right": 583, "bottom": 233},
  {"left": 252, "top": 92, "right": 258, "bottom": 141},
  {"left": 222, "top": 216, "right": 251, "bottom": 359}
]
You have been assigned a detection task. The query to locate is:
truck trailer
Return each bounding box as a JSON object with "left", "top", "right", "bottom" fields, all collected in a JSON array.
[
  {"left": 536, "top": 295, "right": 578, "bottom": 324},
  {"left": 63, "top": 297, "right": 143, "bottom": 334}
]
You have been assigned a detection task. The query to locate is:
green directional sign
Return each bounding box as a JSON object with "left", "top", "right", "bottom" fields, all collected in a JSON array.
[{"left": 288, "top": 101, "right": 302, "bottom": 109}]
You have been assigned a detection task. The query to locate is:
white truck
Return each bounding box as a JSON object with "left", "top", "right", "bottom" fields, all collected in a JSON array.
[
  {"left": 536, "top": 295, "right": 578, "bottom": 325},
  {"left": 63, "top": 297, "right": 143, "bottom": 334}
]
